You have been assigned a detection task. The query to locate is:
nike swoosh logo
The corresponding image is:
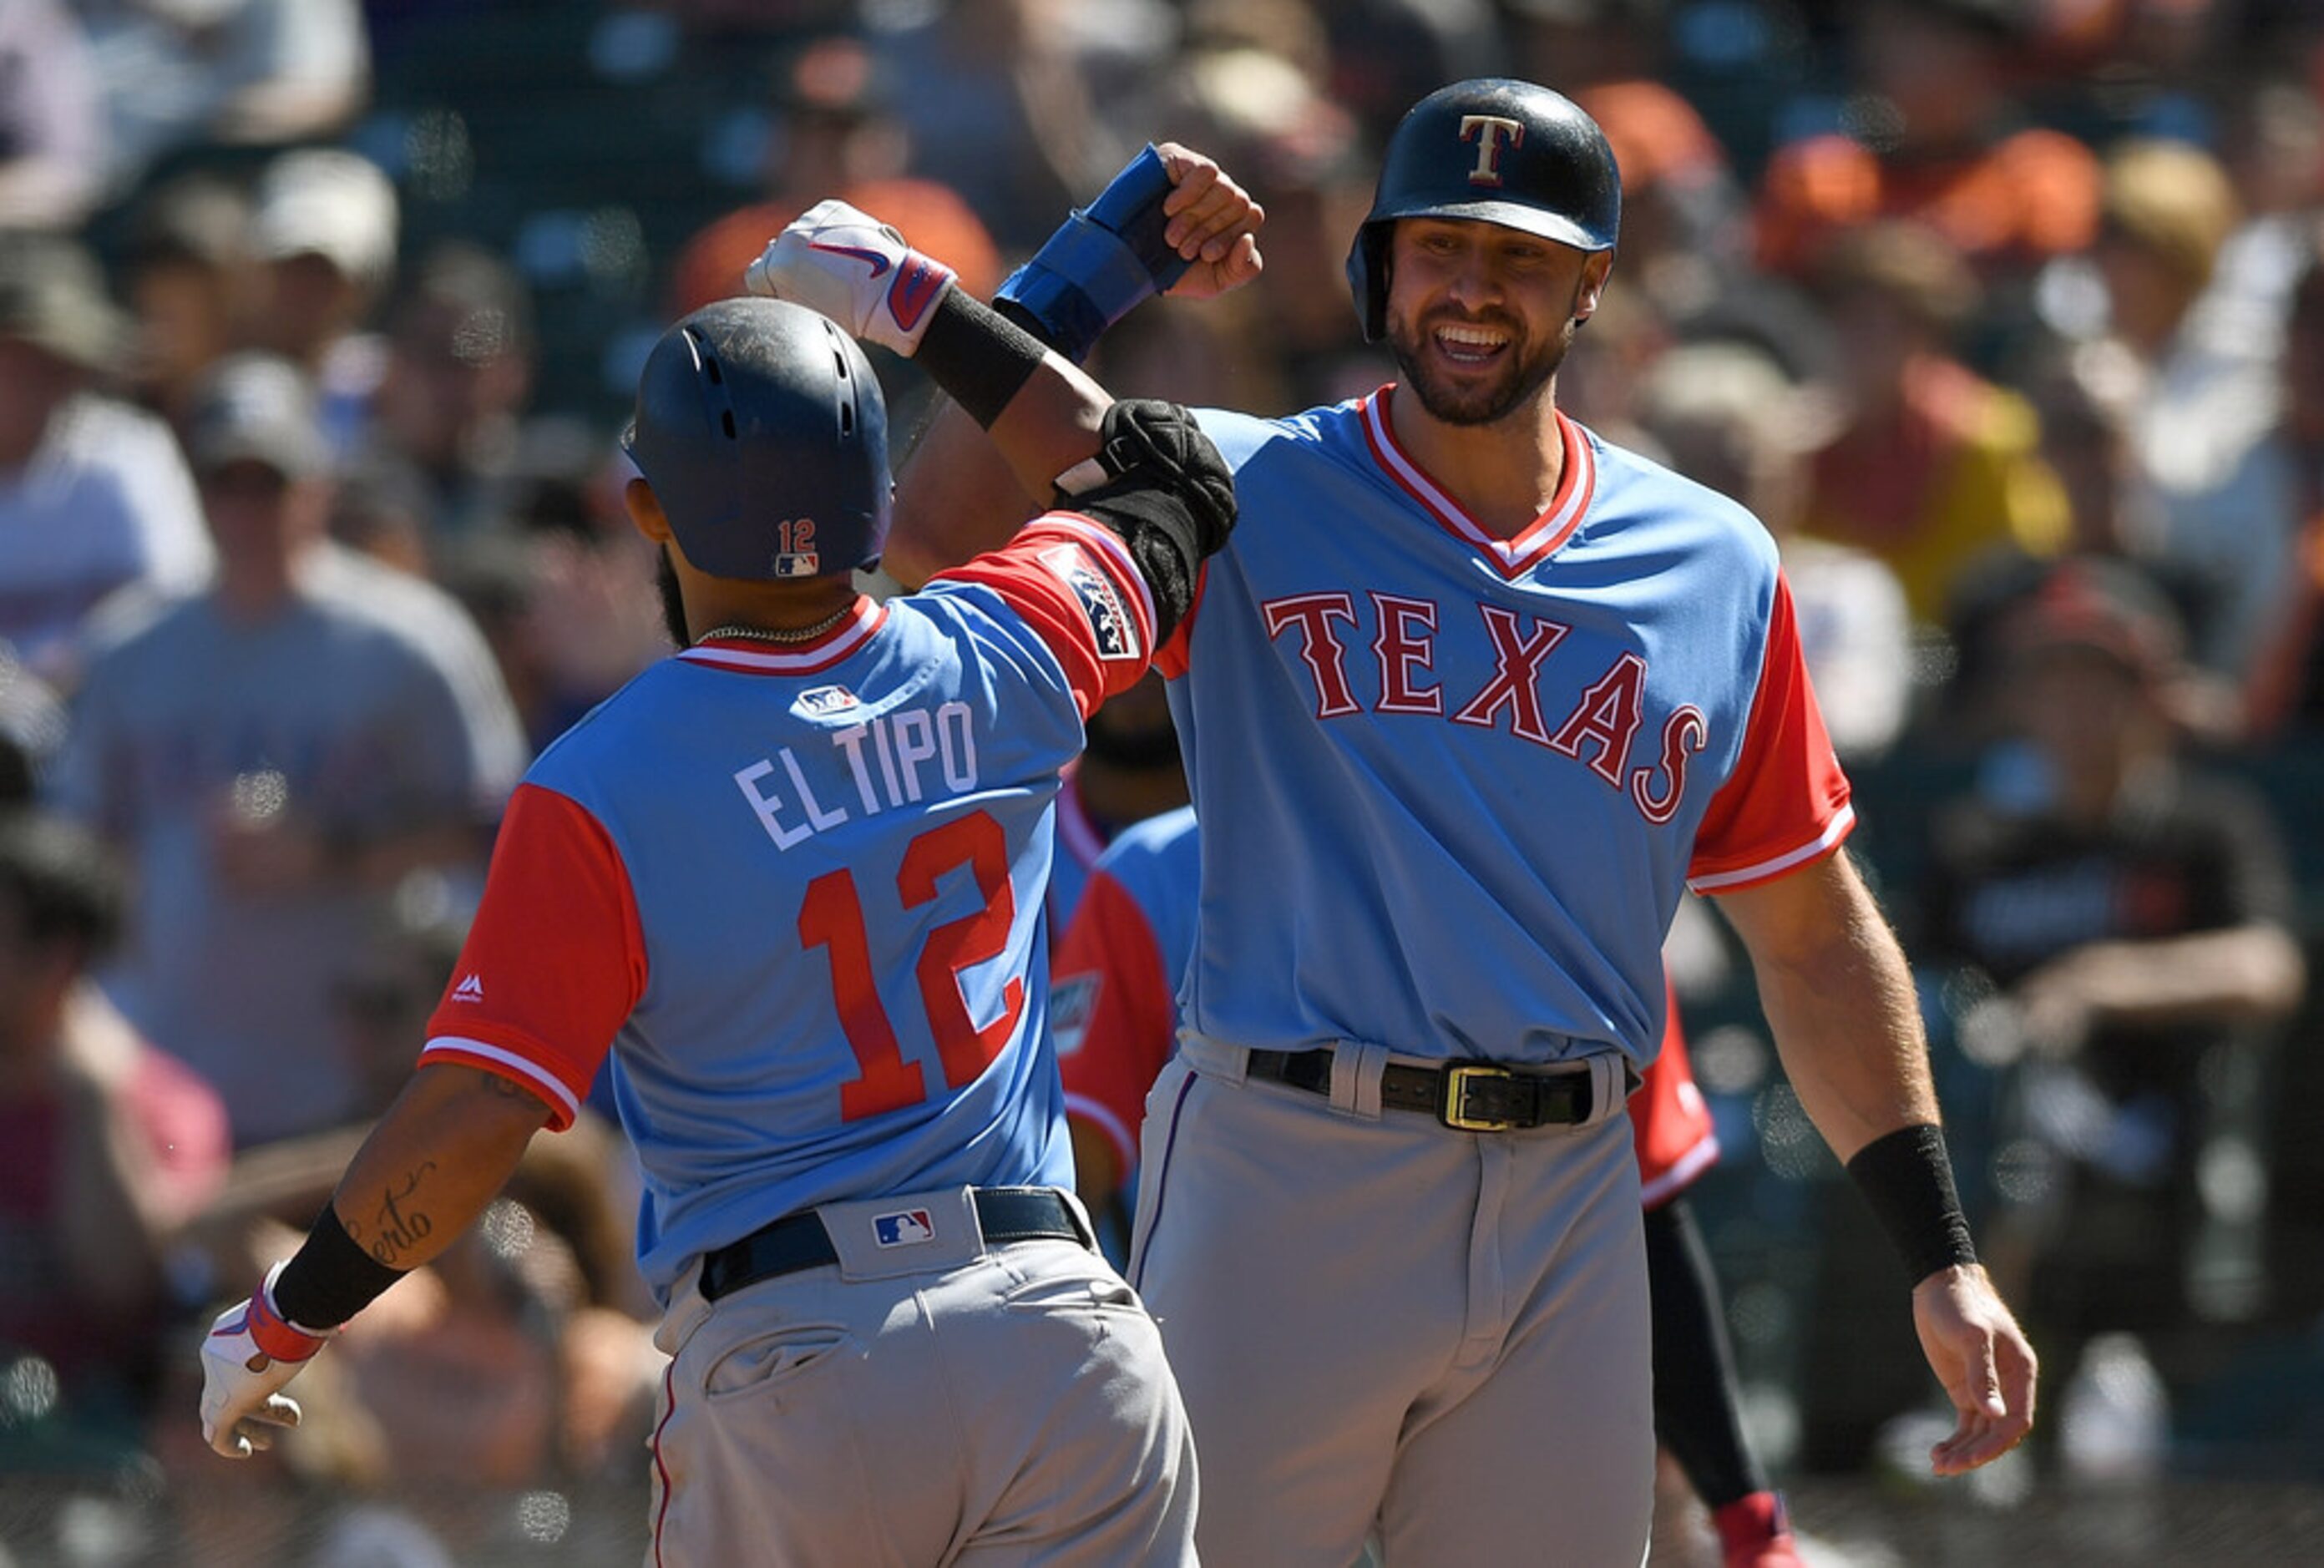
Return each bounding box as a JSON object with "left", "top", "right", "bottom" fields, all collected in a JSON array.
[
  {"left": 886, "top": 257, "right": 951, "bottom": 332},
  {"left": 808, "top": 241, "right": 891, "bottom": 279}
]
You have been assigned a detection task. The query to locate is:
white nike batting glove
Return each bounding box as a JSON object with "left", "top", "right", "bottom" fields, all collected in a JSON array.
[
  {"left": 746, "top": 199, "right": 957, "bottom": 358},
  {"left": 199, "top": 1262, "right": 335, "bottom": 1459}
]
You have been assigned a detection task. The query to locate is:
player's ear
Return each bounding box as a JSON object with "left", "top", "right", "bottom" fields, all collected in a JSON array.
[
  {"left": 1572, "top": 251, "right": 1614, "bottom": 325},
  {"left": 625, "top": 478, "right": 673, "bottom": 544}
]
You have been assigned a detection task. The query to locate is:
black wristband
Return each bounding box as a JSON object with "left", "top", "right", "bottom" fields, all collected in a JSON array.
[
  {"left": 916, "top": 291, "right": 1048, "bottom": 429},
  {"left": 993, "top": 296, "right": 1066, "bottom": 356},
  {"left": 1846, "top": 1123, "right": 1979, "bottom": 1286},
  {"left": 271, "top": 1203, "right": 408, "bottom": 1329}
]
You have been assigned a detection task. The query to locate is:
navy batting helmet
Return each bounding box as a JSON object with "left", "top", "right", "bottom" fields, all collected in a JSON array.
[
  {"left": 623, "top": 297, "right": 890, "bottom": 579},
  {"left": 1346, "top": 78, "right": 1622, "bottom": 341}
]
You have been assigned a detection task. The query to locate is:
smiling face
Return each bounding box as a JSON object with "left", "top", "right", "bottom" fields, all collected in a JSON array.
[{"left": 1382, "top": 217, "right": 1609, "bottom": 427}]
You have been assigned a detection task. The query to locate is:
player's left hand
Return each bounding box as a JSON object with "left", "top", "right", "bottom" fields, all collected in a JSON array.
[
  {"left": 199, "top": 1267, "right": 334, "bottom": 1459},
  {"left": 1910, "top": 1262, "right": 2037, "bottom": 1475},
  {"left": 1153, "top": 143, "right": 1263, "bottom": 300}
]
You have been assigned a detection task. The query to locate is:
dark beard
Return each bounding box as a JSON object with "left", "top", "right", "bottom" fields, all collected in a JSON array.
[
  {"left": 1386, "top": 286, "right": 1582, "bottom": 427},
  {"left": 656, "top": 547, "right": 691, "bottom": 649}
]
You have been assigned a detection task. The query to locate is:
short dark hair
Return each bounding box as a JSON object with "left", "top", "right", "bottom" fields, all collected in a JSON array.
[{"left": 0, "top": 813, "right": 127, "bottom": 960}]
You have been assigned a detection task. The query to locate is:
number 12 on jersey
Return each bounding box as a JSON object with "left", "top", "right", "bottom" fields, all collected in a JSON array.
[{"left": 797, "top": 809, "right": 1026, "bottom": 1121}]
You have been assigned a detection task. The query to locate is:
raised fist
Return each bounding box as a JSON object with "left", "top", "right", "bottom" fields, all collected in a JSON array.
[{"left": 746, "top": 199, "right": 956, "bottom": 358}]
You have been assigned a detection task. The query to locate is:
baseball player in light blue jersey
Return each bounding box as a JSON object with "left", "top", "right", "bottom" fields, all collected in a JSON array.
[
  {"left": 195, "top": 177, "right": 1260, "bottom": 1563},
  {"left": 847, "top": 80, "right": 2038, "bottom": 1567}
]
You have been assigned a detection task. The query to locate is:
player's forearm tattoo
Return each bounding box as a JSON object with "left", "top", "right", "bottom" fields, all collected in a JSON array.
[{"left": 368, "top": 1161, "right": 438, "bottom": 1265}]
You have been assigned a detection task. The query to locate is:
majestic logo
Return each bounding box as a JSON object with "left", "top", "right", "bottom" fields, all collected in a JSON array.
[
  {"left": 453, "top": 973, "right": 484, "bottom": 1003},
  {"left": 1459, "top": 114, "right": 1526, "bottom": 186},
  {"left": 798, "top": 684, "right": 860, "bottom": 716},
  {"left": 1040, "top": 544, "right": 1141, "bottom": 662},
  {"left": 873, "top": 1209, "right": 935, "bottom": 1247},
  {"left": 1050, "top": 973, "right": 1101, "bottom": 1056},
  {"left": 886, "top": 256, "right": 951, "bottom": 333},
  {"left": 807, "top": 240, "right": 891, "bottom": 279}
]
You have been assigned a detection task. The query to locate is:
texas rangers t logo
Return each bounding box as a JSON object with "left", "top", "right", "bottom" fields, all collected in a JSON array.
[{"left": 1460, "top": 115, "right": 1526, "bottom": 186}]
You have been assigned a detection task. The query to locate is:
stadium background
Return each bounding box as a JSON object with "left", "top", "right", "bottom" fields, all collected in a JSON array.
[{"left": 4, "top": 0, "right": 2324, "bottom": 1562}]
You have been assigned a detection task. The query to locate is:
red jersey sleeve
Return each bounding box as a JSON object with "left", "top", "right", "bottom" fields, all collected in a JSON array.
[
  {"left": 1687, "top": 573, "right": 1856, "bottom": 893},
  {"left": 419, "top": 781, "right": 647, "bottom": 1130},
  {"left": 934, "top": 514, "right": 1159, "bottom": 720},
  {"left": 1053, "top": 867, "right": 1176, "bottom": 1175}
]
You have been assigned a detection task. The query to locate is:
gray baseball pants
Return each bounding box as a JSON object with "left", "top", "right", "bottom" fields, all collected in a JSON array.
[
  {"left": 1129, "top": 1038, "right": 1653, "bottom": 1568},
  {"left": 647, "top": 1186, "right": 1198, "bottom": 1566}
]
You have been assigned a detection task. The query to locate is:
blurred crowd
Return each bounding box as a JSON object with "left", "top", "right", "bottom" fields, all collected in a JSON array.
[{"left": 3, "top": 0, "right": 2324, "bottom": 1562}]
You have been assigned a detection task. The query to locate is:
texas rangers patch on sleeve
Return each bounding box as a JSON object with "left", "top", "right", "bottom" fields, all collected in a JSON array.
[{"left": 1040, "top": 543, "right": 1144, "bottom": 662}]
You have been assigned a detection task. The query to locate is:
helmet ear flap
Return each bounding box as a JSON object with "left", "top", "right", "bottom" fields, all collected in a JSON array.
[{"left": 1344, "top": 221, "right": 1395, "bottom": 343}]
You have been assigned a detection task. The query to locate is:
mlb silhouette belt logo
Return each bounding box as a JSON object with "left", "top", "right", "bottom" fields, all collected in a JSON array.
[{"left": 873, "top": 1209, "right": 936, "bottom": 1247}]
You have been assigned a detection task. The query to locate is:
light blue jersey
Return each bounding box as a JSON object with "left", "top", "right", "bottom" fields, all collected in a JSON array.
[
  {"left": 421, "top": 519, "right": 1160, "bottom": 1301},
  {"left": 1162, "top": 390, "right": 1851, "bottom": 1068}
]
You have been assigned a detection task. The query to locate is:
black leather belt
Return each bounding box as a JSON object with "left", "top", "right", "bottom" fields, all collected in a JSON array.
[
  {"left": 1246, "top": 1048, "right": 1594, "bottom": 1131},
  {"left": 699, "top": 1187, "right": 1090, "bottom": 1303}
]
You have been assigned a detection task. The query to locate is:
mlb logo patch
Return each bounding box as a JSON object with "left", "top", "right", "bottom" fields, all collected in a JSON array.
[
  {"left": 1050, "top": 973, "right": 1100, "bottom": 1056},
  {"left": 1040, "top": 544, "right": 1142, "bottom": 662},
  {"left": 772, "top": 551, "right": 822, "bottom": 579},
  {"left": 873, "top": 1209, "right": 936, "bottom": 1247},
  {"left": 798, "top": 684, "right": 860, "bottom": 716}
]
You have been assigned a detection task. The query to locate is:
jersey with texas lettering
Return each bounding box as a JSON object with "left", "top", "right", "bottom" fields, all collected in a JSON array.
[
  {"left": 1163, "top": 389, "right": 1851, "bottom": 1067},
  {"left": 418, "top": 516, "right": 1157, "bottom": 1302},
  {"left": 1054, "top": 807, "right": 1717, "bottom": 1202}
]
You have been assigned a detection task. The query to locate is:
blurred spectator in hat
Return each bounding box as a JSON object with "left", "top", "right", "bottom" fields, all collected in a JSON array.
[
  {"left": 1943, "top": 337, "right": 2239, "bottom": 746},
  {"left": 1798, "top": 220, "right": 2070, "bottom": 630},
  {"left": 120, "top": 170, "right": 261, "bottom": 427},
  {"left": 754, "top": 33, "right": 909, "bottom": 215},
  {"left": 669, "top": 33, "right": 907, "bottom": 317},
  {"left": 357, "top": 240, "right": 539, "bottom": 544},
  {"left": 0, "top": 231, "right": 212, "bottom": 687},
  {"left": 1577, "top": 80, "right": 1751, "bottom": 327},
  {"left": 246, "top": 146, "right": 398, "bottom": 456},
  {"left": 668, "top": 33, "right": 1001, "bottom": 369},
  {"left": 76, "top": 0, "right": 369, "bottom": 199},
  {"left": 1916, "top": 555, "right": 2303, "bottom": 1438},
  {"left": 0, "top": 0, "right": 105, "bottom": 229},
  {"left": 2082, "top": 138, "right": 2300, "bottom": 681},
  {"left": 0, "top": 811, "right": 230, "bottom": 1435},
  {"left": 1755, "top": 0, "right": 2103, "bottom": 290},
  {"left": 1638, "top": 339, "right": 1912, "bottom": 762},
  {"left": 53, "top": 354, "right": 525, "bottom": 1148}
]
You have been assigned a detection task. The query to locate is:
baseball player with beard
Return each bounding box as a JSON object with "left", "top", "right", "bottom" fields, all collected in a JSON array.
[
  {"left": 1051, "top": 811, "right": 1804, "bottom": 1566},
  {"left": 760, "top": 83, "right": 2033, "bottom": 1566},
  {"left": 195, "top": 177, "right": 1258, "bottom": 1561}
]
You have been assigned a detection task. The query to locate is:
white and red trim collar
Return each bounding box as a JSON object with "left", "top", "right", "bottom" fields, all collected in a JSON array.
[
  {"left": 1359, "top": 386, "right": 1597, "bottom": 579},
  {"left": 677, "top": 598, "right": 887, "bottom": 676}
]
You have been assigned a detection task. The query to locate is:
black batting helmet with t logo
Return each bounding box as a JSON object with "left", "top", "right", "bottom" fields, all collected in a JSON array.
[{"left": 1346, "top": 78, "right": 1622, "bottom": 341}]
